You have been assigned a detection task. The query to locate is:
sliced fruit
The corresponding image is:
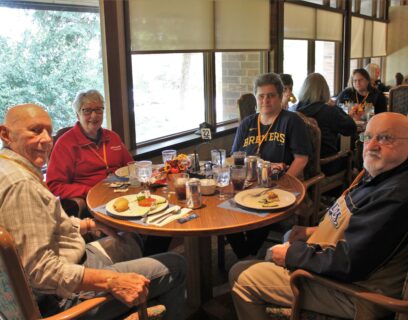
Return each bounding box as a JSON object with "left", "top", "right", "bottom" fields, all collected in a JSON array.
[{"left": 138, "top": 197, "right": 157, "bottom": 207}]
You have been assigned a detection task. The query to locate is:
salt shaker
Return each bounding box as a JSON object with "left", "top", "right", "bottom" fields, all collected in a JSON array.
[
  {"left": 186, "top": 178, "right": 202, "bottom": 209},
  {"left": 245, "top": 156, "right": 258, "bottom": 182},
  {"left": 258, "top": 160, "right": 272, "bottom": 187}
]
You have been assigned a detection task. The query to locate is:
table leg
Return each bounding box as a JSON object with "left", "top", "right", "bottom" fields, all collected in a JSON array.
[{"left": 184, "top": 236, "right": 212, "bottom": 308}]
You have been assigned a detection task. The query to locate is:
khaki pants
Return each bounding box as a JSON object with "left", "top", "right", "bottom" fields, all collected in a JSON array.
[{"left": 229, "top": 260, "right": 358, "bottom": 320}]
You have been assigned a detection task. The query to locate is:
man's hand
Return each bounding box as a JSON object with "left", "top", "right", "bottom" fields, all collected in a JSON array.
[
  {"left": 93, "top": 219, "right": 120, "bottom": 239},
  {"left": 107, "top": 273, "right": 150, "bottom": 307},
  {"left": 288, "top": 225, "right": 317, "bottom": 243},
  {"left": 270, "top": 244, "right": 289, "bottom": 267}
]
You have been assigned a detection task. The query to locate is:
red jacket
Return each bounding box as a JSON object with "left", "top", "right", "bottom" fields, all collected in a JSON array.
[{"left": 46, "top": 122, "right": 133, "bottom": 199}]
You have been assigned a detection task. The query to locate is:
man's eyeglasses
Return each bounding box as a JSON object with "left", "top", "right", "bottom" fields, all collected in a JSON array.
[
  {"left": 80, "top": 107, "right": 104, "bottom": 115},
  {"left": 359, "top": 133, "right": 408, "bottom": 145},
  {"left": 256, "top": 92, "right": 278, "bottom": 100}
]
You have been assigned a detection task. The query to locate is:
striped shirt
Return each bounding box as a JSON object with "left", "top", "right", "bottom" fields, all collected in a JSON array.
[{"left": 0, "top": 148, "right": 85, "bottom": 298}]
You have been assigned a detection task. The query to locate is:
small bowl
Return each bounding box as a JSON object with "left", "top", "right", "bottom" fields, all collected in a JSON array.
[{"left": 200, "top": 179, "right": 217, "bottom": 195}]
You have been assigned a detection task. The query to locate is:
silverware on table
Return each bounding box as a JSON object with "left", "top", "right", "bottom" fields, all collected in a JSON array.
[
  {"left": 149, "top": 207, "right": 180, "bottom": 224},
  {"left": 249, "top": 185, "right": 277, "bottom": 197}
]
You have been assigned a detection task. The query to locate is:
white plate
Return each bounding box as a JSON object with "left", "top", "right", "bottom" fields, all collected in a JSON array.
[
  {"left": 115, "top": 164, "right": 165, "bottom": 178},
  {"left": 106, "top": 194, "right": 168, "bottom": 219},
  {"left": 234, "top": 188, "right": 296, "bottom": 210},
  {"left": 115, "top": 166, "right": 129, "bottom": 178}
]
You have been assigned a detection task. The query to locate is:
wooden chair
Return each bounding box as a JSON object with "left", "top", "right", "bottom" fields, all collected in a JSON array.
[
  {"left": 295, "top": 112, "right": 325, "bottom": 226},
  {"left": 290, "top": 269, "right": 408, "bottom": 320},
  {"left": 0, "top": 226, "right": 165, "bottom": 320},
  {"left": 319, "top": 135, "right": 353, "bottom": 201},
  {"left": 389, "top": 85, "right": 408, "bottom": 115},
  {"left": 237, "top": 93, "right": 257, "bottom": 121}
]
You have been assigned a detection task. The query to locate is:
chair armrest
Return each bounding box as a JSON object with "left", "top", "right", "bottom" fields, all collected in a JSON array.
[
  {"left": 290, "top": 269, "right": 408, "bottom": 315},
  {"left": 320, "top": 151, "right": 352, "bottom": 166},
  {"left": 43, "top": 295, "right": 112, "bottom": 320},
  {"left": 302, "top": 173, "right": 325, "bottom": 190}
]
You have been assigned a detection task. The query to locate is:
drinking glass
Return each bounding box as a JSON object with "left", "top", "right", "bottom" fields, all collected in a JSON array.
[
  {"left": 136, "top": 161, "right": 152, "bottom": 193},
  {"left": 211, "top": 149, "right": 226, "bottom": 166},
  {"left": 232, "top": 151, "right": 246, "bottom": 166},
  {"left": 162, "top": 149, "right": 177, "bottom": 164},
  {"left": 127, "top": 161, "right": 140, "bottom": 186},
  {"left": 213, "top": 165, "right": 231, "bottom": 200},
  {"left": 231, "top": 165, "right": 246, "bottom": 193},
  {"left": 173, "top": 173, "right": 189, "bottom": 201}
]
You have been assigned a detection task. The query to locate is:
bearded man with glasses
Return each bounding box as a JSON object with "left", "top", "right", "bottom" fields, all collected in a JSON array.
[{"left": 230, "top": 112, "right": 408, "bottom": 319}]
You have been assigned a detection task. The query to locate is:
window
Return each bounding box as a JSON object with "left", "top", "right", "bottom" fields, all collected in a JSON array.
[
  {"left": 283, "top": 40, "right": 308, "bottom": 99},
  {"left": 215, "top": 52, "right": 263, "bottom": 123},
  {"left": 315, "top": 41, "right": 336, "bottom": 95},
  {"left": 0, "top": 5, "right": 104, "bottom": 132},
  {"left": 131, "top": 53, "right": 205, "bottom": 143},
  {"left": 360, "top": 0, "right": 373, "bottom": 16}
]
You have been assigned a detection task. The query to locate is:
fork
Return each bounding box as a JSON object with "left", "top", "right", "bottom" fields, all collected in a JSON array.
[
  {"left": 150, "top": 207, "right": 181, "bottom": 224},
  {"left": 249, "top": 184, "right": 277, "bottom": 197}
]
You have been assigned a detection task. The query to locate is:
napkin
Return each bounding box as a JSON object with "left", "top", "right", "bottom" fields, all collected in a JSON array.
[{"left": 146, "top": 206, "right": 192, "bottom": 227}]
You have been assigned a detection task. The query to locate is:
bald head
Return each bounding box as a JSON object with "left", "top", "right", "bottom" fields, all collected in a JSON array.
[
  {"left": 363, "top": 112, "right": 408, "bottom": 177},
  {"left": 4, "top": 104, "right": 49, "bottom": 126},
  {"left": 1, "top": 104, "right": 53, "bottom": 168}
]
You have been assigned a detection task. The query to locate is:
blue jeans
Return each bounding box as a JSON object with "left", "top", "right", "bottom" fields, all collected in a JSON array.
[{"left": 74, "top": 233, "right": 186, "bottom": 320}]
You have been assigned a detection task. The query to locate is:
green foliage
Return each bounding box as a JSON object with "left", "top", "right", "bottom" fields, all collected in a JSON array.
[{"left": 0, "top": 9, "right": 104, "bottom": 132}]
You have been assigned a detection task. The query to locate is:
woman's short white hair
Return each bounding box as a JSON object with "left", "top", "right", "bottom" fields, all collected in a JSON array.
[
  {"left": 73, "top": 90, "right": 104, "bottom": 114},
  {"left": 365, "top": 63, "right": 380, "bottom": 81}
]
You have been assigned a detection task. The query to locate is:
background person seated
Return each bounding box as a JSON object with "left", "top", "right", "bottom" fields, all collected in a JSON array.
[
  {"left": 0, "top": 104, "right": 186, "bottom": 320},
  {"left": 337, "top": 68, "right": 387, "bottom": 119},
  {"left": 229, "top": 112, "right": 408, "bottom": 320},
  {"left": 228, "top": 73, "right": 312, "bottom": 260},
  {"left": 279, "top": 73, "right": 296, "bottom": 110},
  {"left": 294, "top": 73, "right": 356, "bottom": 176},
  {"left": 365, "top": 63, "right": 390, "bottom": 93},
  {"left": 395, "top": 72, "right": 404, "bottom": 87}
]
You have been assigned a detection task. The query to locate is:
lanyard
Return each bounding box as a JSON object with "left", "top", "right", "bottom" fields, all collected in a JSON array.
[
  {"left": 341, "top": 169, "right": 366, "bottom": 197},
  {"left": 87, "top": 142, "right": 109, "bottom": 171},
  {"left": 355, "top": 91, "right": 369, "bottom": 110},
  {"left": 256, "top": 113, "right": 278, "bottom": 156},
  {"left": 0, "top": 154, "right": 47, "bottom": 187}
]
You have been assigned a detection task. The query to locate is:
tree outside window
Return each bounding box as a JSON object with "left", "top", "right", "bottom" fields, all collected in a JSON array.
[{"left": 0, "top": 7, "right": 104, "bottom": 133}]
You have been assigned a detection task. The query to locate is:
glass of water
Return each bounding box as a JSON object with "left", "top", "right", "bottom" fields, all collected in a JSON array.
[
  {"left": 211, "top": 149, "right": 226, "bottom": 166},
  {"left": 162, "top": 149, "right": 177, "bottom": 164},
  {"left": 213, "top": 165, "right": 231, "bottom": 200},
  {"left": 136, "top": 161, "right": 152, "bottom": 194}
]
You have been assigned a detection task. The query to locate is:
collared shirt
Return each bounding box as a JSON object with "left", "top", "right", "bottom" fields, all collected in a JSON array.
[{"left": 0, "top": 148, "right": 85, "bottom": 298}]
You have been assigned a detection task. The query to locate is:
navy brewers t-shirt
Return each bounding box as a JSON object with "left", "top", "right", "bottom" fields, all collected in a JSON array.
[{"left": 231, "top": 110, "right": 312, "bottom": 165}]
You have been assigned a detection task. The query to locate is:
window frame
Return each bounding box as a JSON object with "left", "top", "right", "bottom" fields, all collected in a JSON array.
[{"left": 122, "top": 1, "right": 271, "bottom": 152}]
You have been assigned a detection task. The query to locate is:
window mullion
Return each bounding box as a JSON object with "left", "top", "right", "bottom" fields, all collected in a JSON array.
[{"left": 204, "top": 52, "right": 216, "bottom": 126}]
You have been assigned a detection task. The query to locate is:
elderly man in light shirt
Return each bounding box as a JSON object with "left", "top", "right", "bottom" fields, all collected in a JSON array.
[{"left": 0, "top": 104, "right": 186, "bottom": 320}]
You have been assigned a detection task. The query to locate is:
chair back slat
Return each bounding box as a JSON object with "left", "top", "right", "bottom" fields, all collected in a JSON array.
[
  {"left": 0, "top": 227, "right": 41, "bottom": 320},
  {"left": 238, "top": 93, "right": 257, "bottom": 121}
]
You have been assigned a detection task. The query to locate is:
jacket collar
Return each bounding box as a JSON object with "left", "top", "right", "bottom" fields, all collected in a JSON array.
[{"left": 72, "top": 122, "right": 110, "bottom": 147}]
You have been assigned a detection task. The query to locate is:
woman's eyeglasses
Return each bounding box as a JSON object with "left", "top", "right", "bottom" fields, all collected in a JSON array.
[{"left": 80, "top": 107, "right": 104, "bottom": 115}]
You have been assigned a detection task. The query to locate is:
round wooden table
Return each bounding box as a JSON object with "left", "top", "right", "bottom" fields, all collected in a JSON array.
[{"left": 87, "top": 174, "right": 305, "bottom": 308}]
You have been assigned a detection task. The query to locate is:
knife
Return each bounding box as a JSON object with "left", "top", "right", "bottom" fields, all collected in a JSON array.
[{"left": 149, "top": 206, "right": 180, "bottom": 223}]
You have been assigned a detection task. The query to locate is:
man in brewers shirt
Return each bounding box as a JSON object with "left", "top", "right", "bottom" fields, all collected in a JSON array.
[{"left": 230, "top": 112, "right": 408, "bottom": 319}]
